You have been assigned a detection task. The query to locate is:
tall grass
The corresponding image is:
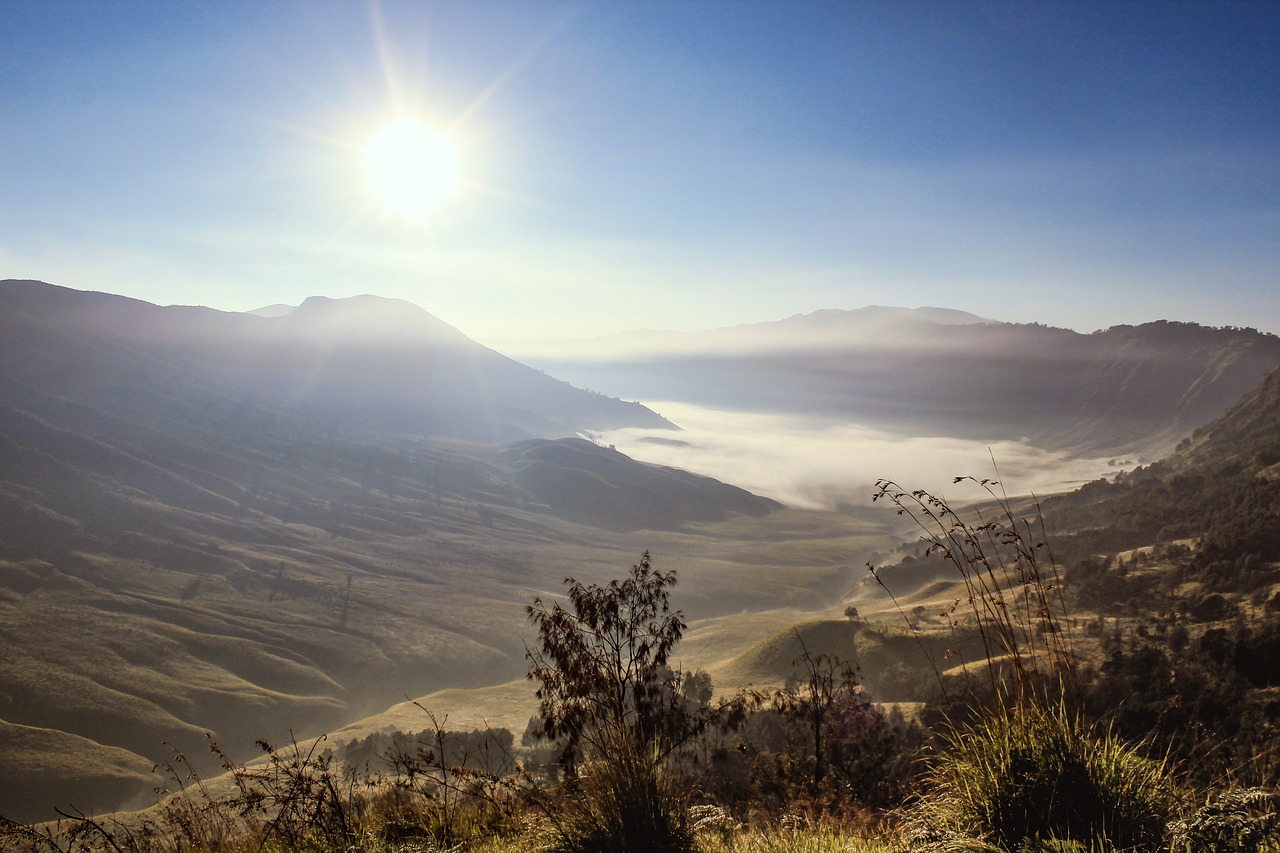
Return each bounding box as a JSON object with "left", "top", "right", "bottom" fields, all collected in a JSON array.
[
  {"left": 870, "top": 475, "right": 1076, "bottom": 709},
  {"left": 692, "top": 812, "right": 889, "bottom": 853},
  {"left": 903, "top": 700, "right": 1173, "bottom": 852},
  {"left": 870, "top": 476, "right": 1177, "bottom": 852}
]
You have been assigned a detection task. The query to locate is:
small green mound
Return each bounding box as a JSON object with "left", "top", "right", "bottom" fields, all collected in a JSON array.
[{"left": 721, "top": 619, "right": 978, "bottom": 701}]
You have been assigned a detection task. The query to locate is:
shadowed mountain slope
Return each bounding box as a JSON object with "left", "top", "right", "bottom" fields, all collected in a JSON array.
[
  {"left": 507, "top": 308, "right": 1280, "bottom": 458},
  {"left": 1164, "top": 365, "right": 1280, "bottom": 474},
  {"left": 501, "top": 437, "right": 781, "bottom": 531}
]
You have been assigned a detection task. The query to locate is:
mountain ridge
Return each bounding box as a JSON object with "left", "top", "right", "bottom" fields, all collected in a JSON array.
[
  {"left": 506, "top": 312, "right": 1280, "bottom": 459},
  {"left": 490, "top": 305, "right": 996, "bottom": 360},
  {"left": 0, "top": 279, "right": 674, "bottom": 444}
]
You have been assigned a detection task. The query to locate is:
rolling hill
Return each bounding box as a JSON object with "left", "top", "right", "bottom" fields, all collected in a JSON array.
[{"left": 501, "top": 437, "right": 781, "bottom": 531}]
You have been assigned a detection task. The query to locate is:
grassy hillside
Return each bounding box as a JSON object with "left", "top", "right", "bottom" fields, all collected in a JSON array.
[
  {"left": 1042, "top": 366, "right": 1280, "bottom": 578},
  {"left": 0, "top": 723, "right": 155, "bottom": 821},
  {"left": 0, "top": 400, "right": 894, "bottom": 821}
]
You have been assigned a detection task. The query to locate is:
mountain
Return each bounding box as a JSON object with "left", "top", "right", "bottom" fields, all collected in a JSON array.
[
  {"left": 0, "top": 280, "right": 673, "bottom": 445},
  {"left": 491, "top": 306, "right": 992, "bottom": 360},
  {"left": 503, "top": 308, "right": 1280, "bottom": 459},
  {"left": 1164, "top": 365, "right": 1280, "bottom": 475}
]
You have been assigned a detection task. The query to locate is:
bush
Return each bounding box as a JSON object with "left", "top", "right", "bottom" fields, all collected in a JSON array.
[
  {"left": 1168, "top": 788, "right": 1280, "bottom": 853},
  {"left": 906, "top": 698, "right": 1174, "bottom": 851},
  {"left": 525, "top": 552, "right": 710, "bottom": 852}
]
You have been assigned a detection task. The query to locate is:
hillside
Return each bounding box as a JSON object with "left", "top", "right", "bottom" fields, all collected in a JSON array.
[
  {"left": 1165, "top": 364, "right": 1280, "bottom": 474},
  {"left": 504, "top": 309, "right": 1280, "bottom": 458},
  {"left": 501, "top": 438, "right": 781, "bottom": 531},
  {"left": 0, "top": 413, "right": 861, "bottom": 820},
  {"left": 1042, "top": 365, "right": 1280, "bottom": 570}
]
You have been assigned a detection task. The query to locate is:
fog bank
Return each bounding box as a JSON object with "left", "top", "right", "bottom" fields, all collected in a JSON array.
[{"left": 596, "top": 401, "right": 1123, "bottom": 509}]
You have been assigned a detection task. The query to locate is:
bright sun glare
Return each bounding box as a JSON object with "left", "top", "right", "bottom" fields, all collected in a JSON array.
[{"left": 361, "top": 117, "right": 461, "bottom": 223}]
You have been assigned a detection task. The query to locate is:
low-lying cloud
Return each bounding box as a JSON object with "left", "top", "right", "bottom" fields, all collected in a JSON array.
[{"left": 597, "top": 401, "right": 1122, "bottom": 509}]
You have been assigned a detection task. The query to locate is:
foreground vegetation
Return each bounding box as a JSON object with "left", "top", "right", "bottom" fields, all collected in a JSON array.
[{"left": 4, "top": 479, "right": 1279, "bottom": 853}]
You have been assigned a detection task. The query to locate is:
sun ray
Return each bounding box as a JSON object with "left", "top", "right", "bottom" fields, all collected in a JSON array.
[{"left": 448, "top": 9, "right": 576, "bottom": 130}]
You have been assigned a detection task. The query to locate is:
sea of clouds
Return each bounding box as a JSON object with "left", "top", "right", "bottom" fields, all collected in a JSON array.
[{"left": 597, "top": 401, "right": 1123, "bottom": 510}]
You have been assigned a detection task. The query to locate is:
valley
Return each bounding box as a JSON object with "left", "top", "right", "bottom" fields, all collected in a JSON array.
[
  {"left": 6, "top": 6, "right": 1277, "bottom": 848},
  {"left": 2, "top": 280, "right": 1279, "bottom": 828}
]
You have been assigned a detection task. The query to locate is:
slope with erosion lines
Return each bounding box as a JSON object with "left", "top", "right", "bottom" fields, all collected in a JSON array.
[{"left": 1041, "top": 364, "right": 1280, "bottom": 561}]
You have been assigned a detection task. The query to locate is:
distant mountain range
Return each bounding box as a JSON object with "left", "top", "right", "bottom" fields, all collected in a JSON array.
[
  {"left": 0, "top": 279, "right": 672, "bottom": 445},
  {"left": 503, "top": 307, "right": 1280, "bottom": 459}
]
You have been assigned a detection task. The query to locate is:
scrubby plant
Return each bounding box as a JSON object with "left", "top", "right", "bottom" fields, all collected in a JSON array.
[
  {"left": 535, "top": 741, "right": 694, "bottom": 853},
  {"left": 755, "top": 640, "right": 917, "bottom": 814},
  {"left": 1167, "top": 787, "right": 1280, "bottom": 853},
  {"left": 870, "top": 476, "right": 1076, "bottom": 708},
  {"left": 525, "top": 552, "right": 726, "bottom": 852},
  {"left": 769, "top": 641, "right": 864, "bottom": 798},
  {"left": 378, "top": 707, "right": 526, "bottom": 849}
]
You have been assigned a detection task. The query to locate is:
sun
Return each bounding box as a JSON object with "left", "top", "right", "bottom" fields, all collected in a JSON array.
[{"left": 361, "top": 117, "right": 461, "bottom": 223}]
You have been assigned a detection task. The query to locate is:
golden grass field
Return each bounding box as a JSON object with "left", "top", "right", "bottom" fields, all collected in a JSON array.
[{"left": 0, "top": 427, "right": 922, "bottom": 822}]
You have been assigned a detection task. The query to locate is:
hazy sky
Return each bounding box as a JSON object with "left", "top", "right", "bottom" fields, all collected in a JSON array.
[{"left": 3, "top": 0, "right": 1278, "bottom": 341}]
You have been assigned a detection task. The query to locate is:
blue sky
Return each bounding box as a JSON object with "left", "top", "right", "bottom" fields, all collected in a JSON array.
[{"left": 2, "top": 0, "right": 1277, "bottom": 340}]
